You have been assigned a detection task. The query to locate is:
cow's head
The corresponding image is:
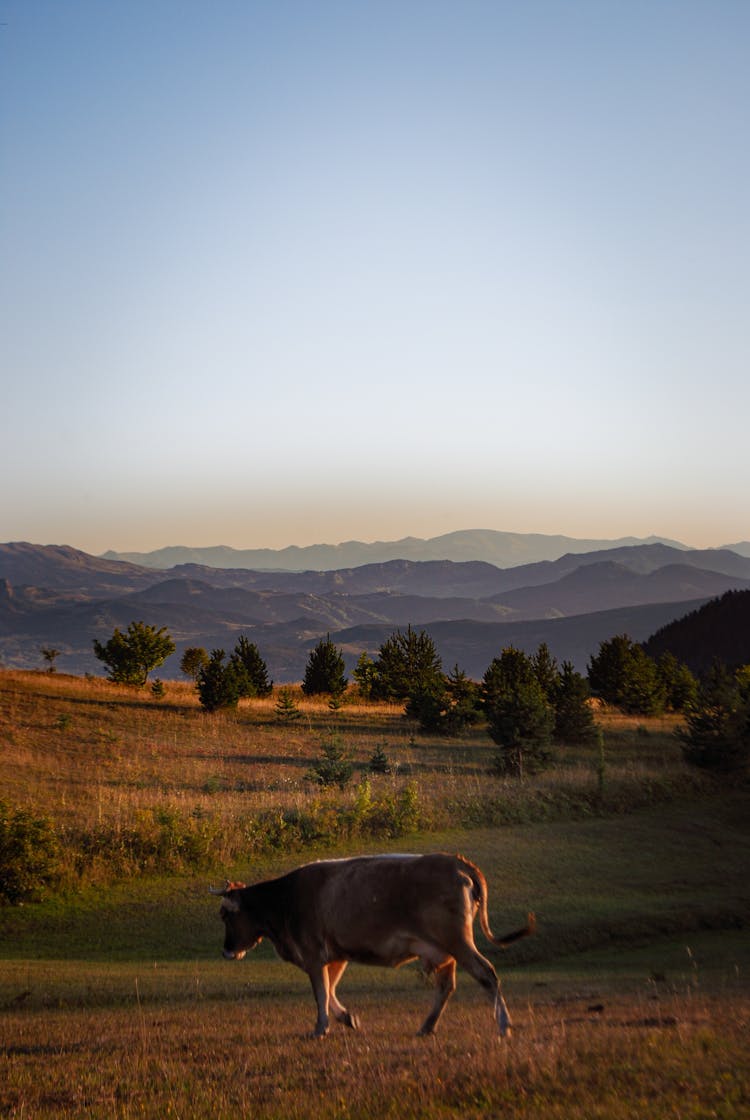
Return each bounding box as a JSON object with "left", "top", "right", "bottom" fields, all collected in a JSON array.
[{"left": 209, "top": 880, "right": 262, "bottom": 960}]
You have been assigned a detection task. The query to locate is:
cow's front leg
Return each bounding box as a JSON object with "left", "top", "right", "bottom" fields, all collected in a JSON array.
[
  {"left": 327, "top": 960, "right": 360, "bottom": 1030},
  {"left": 307, "top": 966, "right": 331, "bottom": 1037}
]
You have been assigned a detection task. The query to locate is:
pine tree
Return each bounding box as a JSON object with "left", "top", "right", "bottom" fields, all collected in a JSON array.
[
  {"left": 678, "top": 661, "right": 749, "bottom": 773},
  {"left": 656, "top": 652, "right": 698, "bottom": 712},
  {"left": 588, "top": 634, "right": 665, "bottom": 715},
  {"left": 532, "top": 643, "right": 559, "bottom": 702},
  {"left": 307, "top": 734, "right": 354, "bottom": 789},
  {"left": 274, "top": 688, "right": 302, "bottom": 722},
  {"left": 230, "top": 636, "right": 273, "bottom": 698},
  {"left": 196, "top": 649, "right": 243, "bottom": 712},
  {"left": 407, "top": 664, "right": 480, "bottom": 735},
  {"left": 483, "top": 647, "right": 553, "bottom": 777},
  {"left": 368, "top": 743, "right": 392, "bottom": 774},
  {"left": 553, "top": 661, "right": 598, "bottom": 744},
  {"left": 371, "top": 625, "right": 443, "bottom": 701},
  {"left": 302, "top": 634, "right": 347, "bottom": 697},
  {"left": 352, "top": 651, "right": 379, "bottom": 699}
]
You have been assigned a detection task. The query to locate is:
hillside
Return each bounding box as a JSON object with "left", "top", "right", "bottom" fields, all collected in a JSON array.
[
  {"left": 0, "top": 541, "right": 158, "bottom": 593},
  {"left": 2, "top": 540, "right": 748, "bottom": 680},
  {"left": 642, "top": 589, "right": 750, "bottom": 674}
]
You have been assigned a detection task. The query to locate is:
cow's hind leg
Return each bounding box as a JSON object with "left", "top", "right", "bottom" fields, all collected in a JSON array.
[
  {"left": 455, "top": 945, "right": 512, "bottom": 1037},
  {"left": 326, "top": 961, "right": 360, "bottom": 1030},
  {"left": 417, "top": 958, "right": 456, "bottom": 1036}
]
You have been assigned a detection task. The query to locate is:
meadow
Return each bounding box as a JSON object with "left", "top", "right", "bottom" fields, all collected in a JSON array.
[{"left": 1, "top": 670, "right": 749, "bottom": 1118}]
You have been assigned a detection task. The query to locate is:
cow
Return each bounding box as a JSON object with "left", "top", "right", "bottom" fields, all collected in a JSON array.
[{"left": 210, "top": 852, "right": 534, "bottom": 1038}]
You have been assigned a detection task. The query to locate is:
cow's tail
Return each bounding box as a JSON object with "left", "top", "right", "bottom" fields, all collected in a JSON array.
[{"left": 460, "top": 856, "right": 536, "bottom": 948}]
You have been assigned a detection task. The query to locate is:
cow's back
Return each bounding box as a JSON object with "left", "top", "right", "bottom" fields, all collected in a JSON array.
[{"left": 295, "top": 853, "right": 476, "bottom": 960}]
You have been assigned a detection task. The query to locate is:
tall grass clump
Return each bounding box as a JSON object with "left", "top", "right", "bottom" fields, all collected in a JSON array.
[{"left": 0, "top": 799, "right": 60, "bottom": 903}]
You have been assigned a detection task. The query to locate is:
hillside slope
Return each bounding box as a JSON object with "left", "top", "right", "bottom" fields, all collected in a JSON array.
[{"left": 642, "top": 589, "right": 750, "bottom": 674}]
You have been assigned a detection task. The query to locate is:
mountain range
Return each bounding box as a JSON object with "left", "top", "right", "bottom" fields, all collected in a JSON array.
[
  {"left": 102, "top": 529, "right": 694, "bottom": 571},
  {"left": 2, "top": 532, "right": 749, "bottom": 681}
]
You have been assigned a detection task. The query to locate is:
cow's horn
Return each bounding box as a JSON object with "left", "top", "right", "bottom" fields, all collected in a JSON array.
[{"left": 208, "top": 880, "right": 230, "bottom": 896}]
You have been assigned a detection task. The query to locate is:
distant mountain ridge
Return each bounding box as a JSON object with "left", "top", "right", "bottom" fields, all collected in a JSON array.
[
  {"left": 101, "top": 529, "right": 690, "bottom": 571},
  {"left": 2, "top": 538, "right": 748, "bottom": 680}
]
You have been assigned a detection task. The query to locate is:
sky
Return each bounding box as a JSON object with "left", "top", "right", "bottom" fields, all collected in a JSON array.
[{"left": 1, "top": 0, "right": 748, "bottom": 555}]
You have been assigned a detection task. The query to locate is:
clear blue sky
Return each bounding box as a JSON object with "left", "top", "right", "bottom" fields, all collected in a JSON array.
[{"left": 2, "top": 0, "right": 748, "bottom": 554}]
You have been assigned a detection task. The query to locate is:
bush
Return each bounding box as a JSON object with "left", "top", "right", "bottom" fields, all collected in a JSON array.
[
  {"left": 275, "top": 688, "right": 302, "bottom": 721},
  {"left": 0, "top": 800, "right": 59, "bottom": 904},
  {"left": 368, "top": 743, "right": 393, "bottom": 774},
  {"left": 678, "top": 661, "right": 750, "bottom": 773},
  {"left": 307, "top": 734, "right": 354, "bottom": 789}
]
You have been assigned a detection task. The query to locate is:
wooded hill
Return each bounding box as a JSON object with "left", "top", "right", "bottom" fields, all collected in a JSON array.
[{"left": 642, "top": 589, "right": 750, "bottom": 674}]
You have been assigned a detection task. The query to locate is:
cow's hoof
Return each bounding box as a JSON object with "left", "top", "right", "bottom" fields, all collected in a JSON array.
[{"left": 345, "top": 1013, "right": 361, "bottom": 1031}]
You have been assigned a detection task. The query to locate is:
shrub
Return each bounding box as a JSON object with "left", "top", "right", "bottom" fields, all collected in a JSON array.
[
  {"left": 368, "top": 743, "right": 392, "bottom": 774},
  {"left": 307, "top": 733, "right": 354, "bottom": 789},
  {"left": 275, "top": 688, "right": 302, "bottom": 721},
  {"left": 0, "top": 800, "right": 59, "bottom": 904}
]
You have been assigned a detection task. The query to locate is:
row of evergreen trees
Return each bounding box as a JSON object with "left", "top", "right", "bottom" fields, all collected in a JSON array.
[{"left": 93, "top": 620, "right": 749, "bottom": 775}]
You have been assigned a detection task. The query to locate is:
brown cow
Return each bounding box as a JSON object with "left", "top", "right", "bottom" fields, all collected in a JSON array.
[{"left": 210, "top": 853, "right": 534, "bottom": 1037}]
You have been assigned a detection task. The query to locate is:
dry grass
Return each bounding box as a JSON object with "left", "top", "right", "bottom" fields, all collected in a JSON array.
[
  {"left": 2, "top": 670, "right": 749, "bottom": 1117},
  {"left": 2, "top": 960, "right": 748, "bottom": 1119},
  {"left": 0, "top": 671, "right": 697, "bottom": 835}
]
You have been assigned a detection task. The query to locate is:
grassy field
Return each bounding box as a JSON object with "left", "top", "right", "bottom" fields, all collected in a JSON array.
[{"left": 1, "top": 671, "right": 749, "bottom": 1118}]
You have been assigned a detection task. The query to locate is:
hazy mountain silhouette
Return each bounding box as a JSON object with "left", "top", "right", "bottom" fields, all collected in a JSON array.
[
  {"left": 720, "top": 541, "right": 750, "bottom": 559},
  {"left": 101, "top": 529, "right": 689, "bottom": 571}
]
